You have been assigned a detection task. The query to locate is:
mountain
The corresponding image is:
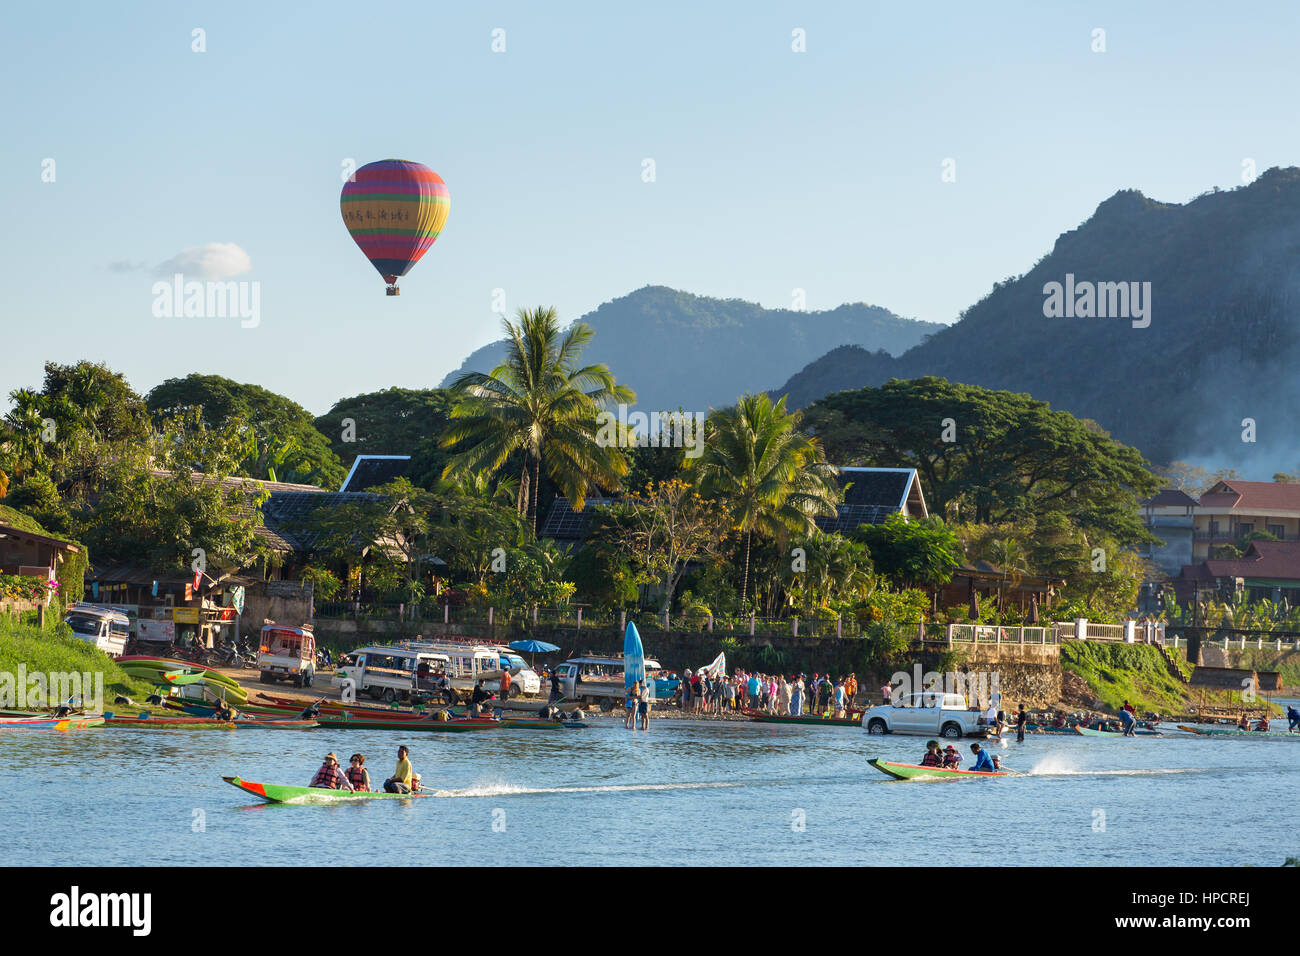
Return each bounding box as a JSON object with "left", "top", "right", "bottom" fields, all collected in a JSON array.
[
  {"left": 777, "top": 167, "right": 1300, "bottom": 468},
  {"left": 440, "top": 286, "right": 941, "bottom": 412}
]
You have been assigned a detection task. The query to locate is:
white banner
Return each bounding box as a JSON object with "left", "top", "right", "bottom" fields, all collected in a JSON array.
[{"left": 697, "top": 651, "right": 726, "bottom": 678}]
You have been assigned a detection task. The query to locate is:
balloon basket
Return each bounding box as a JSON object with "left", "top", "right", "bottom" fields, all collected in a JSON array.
[{"left": 386, "top": 285, "right": 401, "bottom": 296}]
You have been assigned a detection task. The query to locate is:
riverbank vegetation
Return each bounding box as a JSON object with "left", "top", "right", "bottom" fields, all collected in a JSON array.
[
  {"left": 1, "top": 310, "right": 1164, "bottom": 631},
  {"left": 0, "top": 617, "right": 152, "bottom": 702}
]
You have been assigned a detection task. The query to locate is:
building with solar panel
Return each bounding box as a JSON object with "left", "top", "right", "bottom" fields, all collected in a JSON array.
[{"left": 814, "top": 467, "right": 928, "bottom": 534}]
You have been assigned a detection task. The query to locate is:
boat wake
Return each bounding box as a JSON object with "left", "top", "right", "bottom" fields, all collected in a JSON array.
[
  {"left": 1025, "top": 755, "right": 1211, "bottom": 777},
  {"left": 433, "top": 780, "right": 744, "bottom": 798}
]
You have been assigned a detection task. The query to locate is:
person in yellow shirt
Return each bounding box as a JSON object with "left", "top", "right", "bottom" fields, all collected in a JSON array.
[{"left": 383, "top": 745, "right": 414, "bottom": 793}]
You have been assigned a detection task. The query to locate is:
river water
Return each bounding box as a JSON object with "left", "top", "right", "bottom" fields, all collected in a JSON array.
[{"left": 6, "top": 719, "right": 1295, "bottom": 866}]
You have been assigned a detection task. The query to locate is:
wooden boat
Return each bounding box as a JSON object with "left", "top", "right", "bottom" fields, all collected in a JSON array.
[
  {"left": 743, "top": 709, "right": 862, "bottom": 727},
  {"left": 0, "top": 714, "right": 105, "bottom": 730},
  {"left": 1177, "top": 724, "right": 1299, "bottom": 739},
  {"left": 1074, "top": 725, "right": 1163, "bottom": 738},
  {"left": 254, "top": 694, "right": 430, "bottom": 720},
  {"left": 1026, "top": 721, "right": 1160, "bottom": 737},
  {"left": 231, "top": 718, "right": 319, "bottom": 729},
  {"left": 315, "top": 715, "right": 500, "bottom": 732},
  {"left": 498, "top": 717, "right": 565, "bottom": 729},
  {"left": 104, "top": 711, "right": 236, "bottom": 729},
  {"left": 164, "top": 699, "right": 287, "bottom": 719},
  {"left": 868, "top": 758, "right": 1008, "bottom": 780},
  {"left": 223, "top": 775, "right": 435, "bottom": 804}
]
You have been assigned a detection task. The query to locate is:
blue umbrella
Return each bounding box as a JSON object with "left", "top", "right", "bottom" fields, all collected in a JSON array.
[
  {"left": 624, "top": 621, "right": 646, "bottom": 695},
  {"left": 509, "top": 639, "right": 560, "bottom": 654}
]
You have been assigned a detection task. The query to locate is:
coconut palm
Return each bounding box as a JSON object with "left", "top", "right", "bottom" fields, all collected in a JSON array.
[
  {"left": 692, "top": 393, "right": 840, "bottom": 609},
  {"left": 441, "top": 306, "right": 634, "bottom": 533}
]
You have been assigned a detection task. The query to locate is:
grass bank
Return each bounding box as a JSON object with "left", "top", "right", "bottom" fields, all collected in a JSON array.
[
  {"left": 0, "top": 615, "right": 154, "bottom": 706},
  {"left": 1060, "top": 641, "right": 1230, "bottom": 714}
]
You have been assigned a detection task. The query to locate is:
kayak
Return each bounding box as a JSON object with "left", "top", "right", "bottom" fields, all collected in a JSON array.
[
  {"left": 315, "top": 716, "right": 500, "bottom": 732},
  {"left": 1177, "top": 724, "right": 1300, "bottom": 739},
  {"left": 116, "top": 656, "right": 243, "bottom": 689},
  {"left": 222, "top": 775, "right": 434, "bottom": 804},
  {"left": 0, "top": 714, "right": 105, "bottom": 730},
  {"left": 105, "top": 711, "right": 236, "bottom": 729},
  {"left": 744, "top": 710, "right": 862, "bottom": 727},
  {"left": 868, "top": 758, "right": 1008, "bottom": 780}
]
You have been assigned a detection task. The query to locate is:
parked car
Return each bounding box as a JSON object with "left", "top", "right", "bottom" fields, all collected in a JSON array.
[{"left": 860, "top": 693, "right": 987, "bottom": 738}]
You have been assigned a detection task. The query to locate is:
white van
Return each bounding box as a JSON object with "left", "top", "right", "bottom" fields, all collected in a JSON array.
[
  {"left": 332, "top": 645, "right": 450, "bottom": 703},
  {"left": 64, "top": 604, "right": 130, "bottom": 657},
  {"left": 411, "top": 641, "right": 541, "bottom": 699},
  {"left": 554, "top": 656, "right": 665, "bottom": 711}
]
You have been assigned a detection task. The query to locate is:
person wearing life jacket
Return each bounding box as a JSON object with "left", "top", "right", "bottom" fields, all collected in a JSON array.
[
  {"left": 969, "top": 743, "right": 996, "bottom": 773},
  {"left": 1238, "top": 713, "right": 1251, "bottom": 730},
  {"left": 941, "top": 745, "right": 962, "bottom": 770},
  {"left": 1253, "top": 716, "right": 1271, "bottom": 732},
  {"left": 921, "top": 740, "right": 944, "bottom": 767},
  {"left": 345, "top": 753, "right": 371, "bottom": 792},
  {"left": 310, "top": 752, "right": 353, "bottom": 791}
]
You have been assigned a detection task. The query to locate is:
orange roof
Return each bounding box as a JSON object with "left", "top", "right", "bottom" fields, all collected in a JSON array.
[{"left": 1197, "top": 480, "right": 1300, "bottom": 513}]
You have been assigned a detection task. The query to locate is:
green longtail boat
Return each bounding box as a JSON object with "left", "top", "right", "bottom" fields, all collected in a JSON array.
[
  {"left": 223, "top": 776, "right": 435, "bottom": 804},
  {"left": 868, "top": 758, "right": 1009, "bottom": 780},
  {"left": 315, "top": 716, "right": 499, "bottom": 731},
  {"left": 1177, "top": 724, "right": 1299, "bottom": 739},
  {"left": 744, "top": 710, "right": 862, "bottom": 727}
]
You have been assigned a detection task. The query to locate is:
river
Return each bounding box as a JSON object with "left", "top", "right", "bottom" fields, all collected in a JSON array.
[{"left": 7, "top": 719, "right": 1295, "bottom": 866}]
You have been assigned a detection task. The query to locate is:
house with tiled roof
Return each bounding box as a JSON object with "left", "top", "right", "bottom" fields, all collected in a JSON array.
[
  {"left": 1173, "top": 539, "right": 1300, "bottom": 605},
  {"left": 1191, "top": 480, "right": 1300, "bottom": 561}
]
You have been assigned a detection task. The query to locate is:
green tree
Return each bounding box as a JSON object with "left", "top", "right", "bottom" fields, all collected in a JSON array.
[
  {"left": 856, "top": 513, "right": 962, "bottom": 590},
  {"left": 146, "top": 374, "right": 345, "bottom": 488},
  {"left": 691, "top": 393, "right": 840, "bottom": 609},
  {"left": 314, "top": 387, "right": 457, "bottom": 489},
  {"left": 803, "top": 378, "right": 1160, "bottom": 548},
  {"left": 605, "top": 479, "right": 726, "bottom": 614},
  {"left": 442, "top": 306, "right": 634, "bottom": 532}
]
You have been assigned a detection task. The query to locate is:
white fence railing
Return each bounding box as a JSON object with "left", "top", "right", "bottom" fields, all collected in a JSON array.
[{"left": 946, "top": 624, "right": 1056, "bottom": 645}]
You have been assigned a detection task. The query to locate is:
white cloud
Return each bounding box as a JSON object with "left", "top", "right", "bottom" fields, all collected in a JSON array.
[{"left": 155, "top": 242, "right": 252, "bottom": 280}]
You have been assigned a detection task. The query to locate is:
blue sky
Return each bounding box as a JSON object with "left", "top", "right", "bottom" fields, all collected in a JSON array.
[{"left": 4, "top": 0, "right": 1299, "bottom": 414}]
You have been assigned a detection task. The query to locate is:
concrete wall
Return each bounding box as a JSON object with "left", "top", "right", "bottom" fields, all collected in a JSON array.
[{"left": 239, "top": 580, "right": 313, "bottom": 640}]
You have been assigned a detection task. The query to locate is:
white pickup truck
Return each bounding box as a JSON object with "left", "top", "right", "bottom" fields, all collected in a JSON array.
[{"left": 860, "top": 692, "right": 988, "bottom": 739}]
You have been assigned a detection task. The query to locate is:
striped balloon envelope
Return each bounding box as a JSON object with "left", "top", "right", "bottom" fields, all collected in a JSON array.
[{"left": 340, "top": 159, "right": 449, "bottom": 294}]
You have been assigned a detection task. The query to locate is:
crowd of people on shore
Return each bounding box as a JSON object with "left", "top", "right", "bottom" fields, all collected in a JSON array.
[{"left": 675, "top": 669, "right": 860, "bottom": 718}]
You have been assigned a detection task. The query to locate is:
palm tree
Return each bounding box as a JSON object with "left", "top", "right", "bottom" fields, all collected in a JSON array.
[
  {"left": 692, "top": 393, "right": 840, "bottom": 610},
  {"left": 986, "top": 537, "right": 1029, "bottom": 611},
  {"left": 441, "top": 306, "right": 634, "bottom": 533}
]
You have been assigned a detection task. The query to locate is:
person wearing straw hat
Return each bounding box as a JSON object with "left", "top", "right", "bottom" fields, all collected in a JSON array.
[{"left": 310, "top": 752, "right": 353, "bottom": 791}]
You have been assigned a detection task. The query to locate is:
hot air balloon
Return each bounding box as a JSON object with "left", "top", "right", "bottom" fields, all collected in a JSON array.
[{"left": 340, "top": 159, "right": 449, "bottom": 295}]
